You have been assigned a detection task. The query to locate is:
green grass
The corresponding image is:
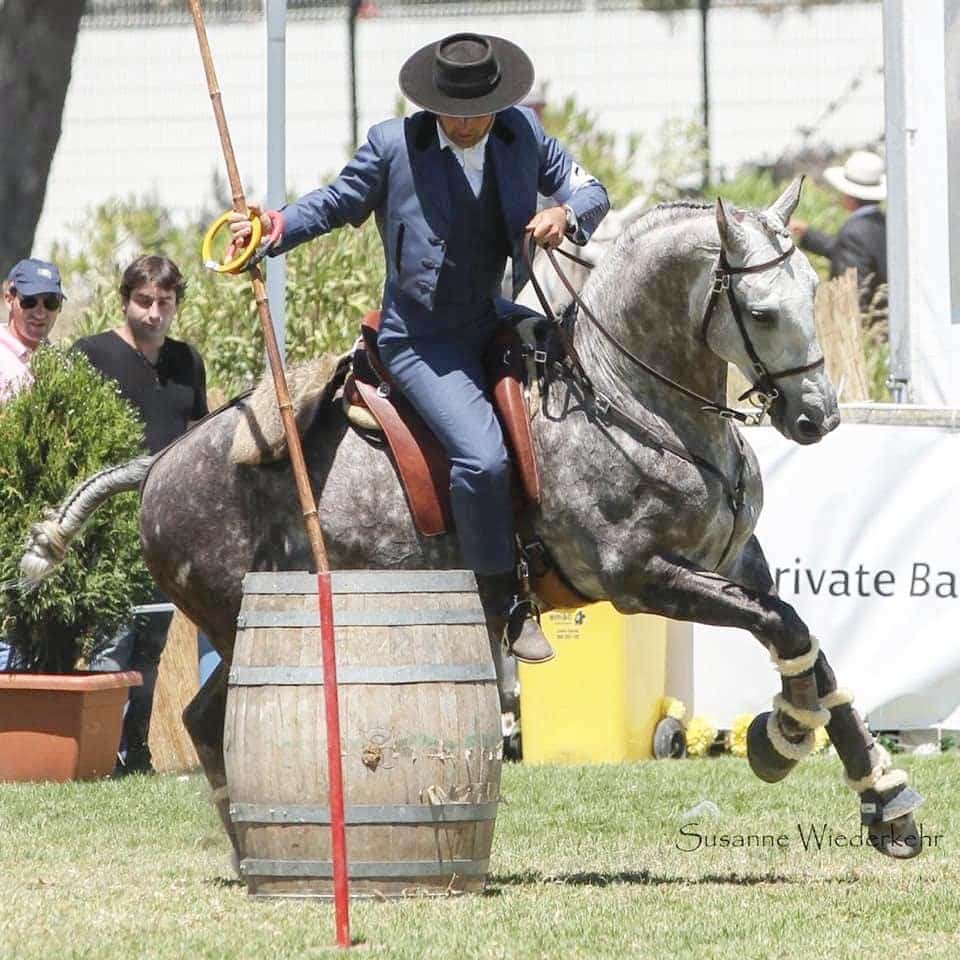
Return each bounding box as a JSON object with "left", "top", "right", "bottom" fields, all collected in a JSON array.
[{"left": 1, "top": 755, "right": 958, "bottom": 959}]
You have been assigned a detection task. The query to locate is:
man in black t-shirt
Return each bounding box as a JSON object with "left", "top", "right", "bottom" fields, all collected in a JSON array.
[
  {"left": 74, "top": 258, "right": 207, "bottom": 454},
  {"left": 76, "top": 255, "right": 208, "bottom": 775}
]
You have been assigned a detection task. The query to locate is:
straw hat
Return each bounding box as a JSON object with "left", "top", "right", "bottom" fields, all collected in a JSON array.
[{"left": 823, "top": 151, "right": 886, "bottom": 202}]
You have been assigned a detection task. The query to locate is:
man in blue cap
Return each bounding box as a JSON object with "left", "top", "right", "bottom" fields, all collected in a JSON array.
[
  {"left": 0, "top": 258, "right": 65, "bottom": 671},
  {"left": 0, "top": 258, "right": 64, "bottom": 402}
]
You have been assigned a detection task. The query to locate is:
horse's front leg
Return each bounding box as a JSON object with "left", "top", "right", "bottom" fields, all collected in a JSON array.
[{"left": 618, "top": 541, "right": 923, "bottom": 858}]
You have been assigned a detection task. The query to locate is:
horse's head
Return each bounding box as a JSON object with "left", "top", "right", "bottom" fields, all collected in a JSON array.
[{"left": 708, "top": 178, "right": 839, "bottom": 445}]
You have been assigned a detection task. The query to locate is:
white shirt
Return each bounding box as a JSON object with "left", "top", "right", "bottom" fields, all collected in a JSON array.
[{"left": 436, "top": 121, "right": 490, "bottom": 198}]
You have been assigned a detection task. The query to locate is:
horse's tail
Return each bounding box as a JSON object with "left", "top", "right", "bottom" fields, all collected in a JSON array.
[{"left": 19, "top": 455, "right": 154, "bottom": 585}]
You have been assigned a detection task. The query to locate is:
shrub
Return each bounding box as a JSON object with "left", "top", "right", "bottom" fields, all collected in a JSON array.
[
  {"left": 542, "top": 98, "right": 705, "bottom": 208},
  {"left": 0, "top": 347, "right": 152, "bottom": 672}
]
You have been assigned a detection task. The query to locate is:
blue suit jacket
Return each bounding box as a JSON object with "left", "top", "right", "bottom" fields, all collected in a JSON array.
[{"left": 273, "top": 108, "right": 610, "bottom": 330}]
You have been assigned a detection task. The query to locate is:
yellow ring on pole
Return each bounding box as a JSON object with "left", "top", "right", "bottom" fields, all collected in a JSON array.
[{"left": 202, "top": 209, "right": 262, "bottom": 274}]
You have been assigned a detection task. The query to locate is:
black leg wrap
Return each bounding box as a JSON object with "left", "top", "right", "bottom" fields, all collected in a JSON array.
[
  {"left": 826, "top": 704, "right": 875, "bottom": 782},
  {"left": 746, "top": 711, "right": 798, "bottom": 784}
]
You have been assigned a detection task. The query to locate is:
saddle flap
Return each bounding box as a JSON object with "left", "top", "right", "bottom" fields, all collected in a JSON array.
[
  {"left": 345, "top": 374, "right": 451, "bottom": 537},
  {"left": 486, "top": 328, "right": 541, "bottom": 507}
]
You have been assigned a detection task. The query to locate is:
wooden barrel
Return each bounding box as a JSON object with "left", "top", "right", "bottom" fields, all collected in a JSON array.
[{"left": 224, "top": 569, "right": 502, "bottom": 899}]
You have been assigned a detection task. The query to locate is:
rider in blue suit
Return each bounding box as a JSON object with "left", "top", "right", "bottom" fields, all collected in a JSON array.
[{"left": 233, "top": 33, "right": 609, "bottom": 662}]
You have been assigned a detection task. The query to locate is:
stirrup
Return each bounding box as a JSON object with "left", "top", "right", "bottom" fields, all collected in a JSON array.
[{"left": 505, "top": 595, "right": 541, "bottom": 642}]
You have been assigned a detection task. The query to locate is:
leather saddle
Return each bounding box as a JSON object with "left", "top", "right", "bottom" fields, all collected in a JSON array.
[{"left": 342, "top": 311, "right": 541, "bottom": 537}]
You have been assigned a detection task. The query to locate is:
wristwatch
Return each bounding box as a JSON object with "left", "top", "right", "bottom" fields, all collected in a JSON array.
[{"left": 563, "top": 204, "right": 578, "bottom": 237}]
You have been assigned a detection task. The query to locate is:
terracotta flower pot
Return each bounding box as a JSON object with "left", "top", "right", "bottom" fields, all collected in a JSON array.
[{"left": 0, "top": 671, "right": 142, "bottom": 782}]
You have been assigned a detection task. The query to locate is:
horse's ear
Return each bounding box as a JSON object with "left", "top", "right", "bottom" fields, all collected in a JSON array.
[
  {"left": 765, "top": 175, "right": 805, "bottom": 231},
  {"left": 715, "top": 197, "right": 749, "bottom": 256}
]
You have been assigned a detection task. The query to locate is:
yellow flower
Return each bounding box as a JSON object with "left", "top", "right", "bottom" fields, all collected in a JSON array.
[
  {"left": 814, "top": 726, "right": 830, "bottom": 753},
  {"left": 729, "top": 713, "right": 754, "bottom": 758},
  {"left": 685, "top": 716, "right": 717, "bottom": 758},
  {"left": 660, "top": 696, "right": 686, "bottom": 722}
]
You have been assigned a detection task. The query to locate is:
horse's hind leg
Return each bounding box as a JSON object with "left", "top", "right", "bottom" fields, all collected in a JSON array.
[
  {"left": 628, "top": 545, "right": 922, "bottom": 857},
  {"left": 182, "top": 656, "right": 241, "bottom": 865}
]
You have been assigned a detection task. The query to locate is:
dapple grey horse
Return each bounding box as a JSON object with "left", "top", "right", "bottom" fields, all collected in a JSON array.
[{"left": 21, "top": 179, "right": 924, "bottom": 859}]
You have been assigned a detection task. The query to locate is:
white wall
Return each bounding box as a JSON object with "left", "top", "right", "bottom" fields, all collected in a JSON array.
[{"left": 35, "top": 3, "right": 885, "bottom": 255}]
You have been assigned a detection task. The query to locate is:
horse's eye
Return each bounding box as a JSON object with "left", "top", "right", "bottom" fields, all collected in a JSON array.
[{"left": 750, "top": 309, "right": 776, "bottom": 325}]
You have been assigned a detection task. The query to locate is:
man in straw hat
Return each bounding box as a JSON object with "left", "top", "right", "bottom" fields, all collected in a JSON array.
[
  {"left": 232, "top": 34, "right": 609, "bottom": 664},
  {"left": 790, "top": 149, "right": 887, "bottom": 313}
]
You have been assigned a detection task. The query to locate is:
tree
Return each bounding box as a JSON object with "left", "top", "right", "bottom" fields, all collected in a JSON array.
[{"left": 0, "top": 0, "right": 85, "bottom": 271}]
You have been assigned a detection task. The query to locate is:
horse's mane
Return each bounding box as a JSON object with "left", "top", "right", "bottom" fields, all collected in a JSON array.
[{"left": 621, "top": 200, "right": 769, "bottom": 247}]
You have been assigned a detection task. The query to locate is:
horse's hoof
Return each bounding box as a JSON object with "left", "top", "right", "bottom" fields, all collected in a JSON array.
[
  {"left": 746, "top": 711, "right": 798, "bottom": 783},
  {"left": 653, "top": 717, "right": 686, "bottom": 759},
  {"left": 861, "top": 784, "right": 925, "bottom": 825},
  {"left": 867, "top": 811, "right": 924, "bottom": 860}
]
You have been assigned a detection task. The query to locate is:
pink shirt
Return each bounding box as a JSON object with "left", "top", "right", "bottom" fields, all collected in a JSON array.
[{"left": 0, "top": 324, "right": 33, "bottom": 402}]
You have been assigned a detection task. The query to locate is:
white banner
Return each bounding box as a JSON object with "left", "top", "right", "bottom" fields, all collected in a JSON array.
[{"left": 689, "top": 417, "right": 960, "bottom": 731}]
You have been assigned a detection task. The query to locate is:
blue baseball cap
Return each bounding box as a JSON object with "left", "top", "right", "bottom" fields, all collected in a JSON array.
[{"left": 7, "top": 258, "right": 66, "bottom": 299}]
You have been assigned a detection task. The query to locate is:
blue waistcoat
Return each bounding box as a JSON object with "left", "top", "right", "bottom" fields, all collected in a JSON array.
[
  {"left": 430, "top": 151, "right": 510, "bottom": 320},
  {"left": 272, "top": 108, "right": 610, "bottom": 338}
]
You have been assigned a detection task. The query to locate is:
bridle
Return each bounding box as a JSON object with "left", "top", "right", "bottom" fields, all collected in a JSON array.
[
  {"left": 523, "top": 233, "right": 824, "bottom": 428},
  {"left": 700, "top": 243, "right": 825, "bottom": 423}
]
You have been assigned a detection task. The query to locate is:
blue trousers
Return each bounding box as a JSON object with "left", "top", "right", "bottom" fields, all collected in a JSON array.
[{"left": 378, "top": 313, "right": 514, "bottom": 575}]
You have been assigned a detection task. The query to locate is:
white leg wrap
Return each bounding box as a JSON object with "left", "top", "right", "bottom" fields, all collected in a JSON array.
[
  {"left": 767, "top": 710, "right": 815, "bottom": 762},
  {"left": 846, "top": 766, "right": 909, "bottom": 795},
  {"left": 819, "top": 687, "right": 854, "bottom": 710},
  {"left": 773, "top": 693, "right": 831, "bottom": 730},
  {"left": 845, "top": 742, "right": 908, "bottom": 794},
  {"left": 768, "top": 634, "right": 820, "bottom": 678},
  {"left": 873, "top": 742, "right": 892, "bottom": 770}
]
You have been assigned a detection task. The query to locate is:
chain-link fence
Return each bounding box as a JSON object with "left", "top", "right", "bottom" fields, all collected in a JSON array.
[{"left": 82, "top": 0, "right": 877, "bottom": 27}]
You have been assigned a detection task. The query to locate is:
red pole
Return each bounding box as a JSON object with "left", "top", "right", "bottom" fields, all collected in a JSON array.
[
  {"left": 318, "top": 571, "right": 349, "bottom": 940},
  {"left": 185, "top": 1, "right": 350, "bottom": 945}
]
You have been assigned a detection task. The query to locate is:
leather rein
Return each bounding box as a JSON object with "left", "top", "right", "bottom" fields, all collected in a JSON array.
[{"left": 523, "top": 235, "right": 823, "bottom": 429}]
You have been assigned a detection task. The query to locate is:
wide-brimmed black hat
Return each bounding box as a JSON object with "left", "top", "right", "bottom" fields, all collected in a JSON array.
[{"left": 399, "top": 33, "right": 534, "bottom": 117}]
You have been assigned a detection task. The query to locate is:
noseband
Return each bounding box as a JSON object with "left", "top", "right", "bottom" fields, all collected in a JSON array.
[{"left": 700, "top": 244, "right": 825, "bottom": 421}]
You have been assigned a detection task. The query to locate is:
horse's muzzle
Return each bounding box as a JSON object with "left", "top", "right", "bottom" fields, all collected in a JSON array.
[{"left": 790, "top": 410, "right": 840, "bottom": 445}]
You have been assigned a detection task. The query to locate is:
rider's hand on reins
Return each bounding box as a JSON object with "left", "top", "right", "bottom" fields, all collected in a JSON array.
[{"left": 525, "top": 206, "right": 567, "bottom": 249}]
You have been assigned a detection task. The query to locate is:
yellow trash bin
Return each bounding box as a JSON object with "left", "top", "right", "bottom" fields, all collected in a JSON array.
[{"left": 518, "top": 603, "right": 667, "bottom": 764}]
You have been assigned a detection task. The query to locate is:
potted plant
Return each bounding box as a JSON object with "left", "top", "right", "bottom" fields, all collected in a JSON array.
[{"left": 0, "top": 345, "right": 152, "bottom": 781}]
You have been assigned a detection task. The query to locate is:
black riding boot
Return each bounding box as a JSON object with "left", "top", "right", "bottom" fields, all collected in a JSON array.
[{"left": 476, "top": 571, "right": 555, "bottom": 665}]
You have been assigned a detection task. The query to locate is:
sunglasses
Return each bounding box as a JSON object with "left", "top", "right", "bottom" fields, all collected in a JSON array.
[{"left": 17, "top": 294, "right": 62, "bottom": 311}]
